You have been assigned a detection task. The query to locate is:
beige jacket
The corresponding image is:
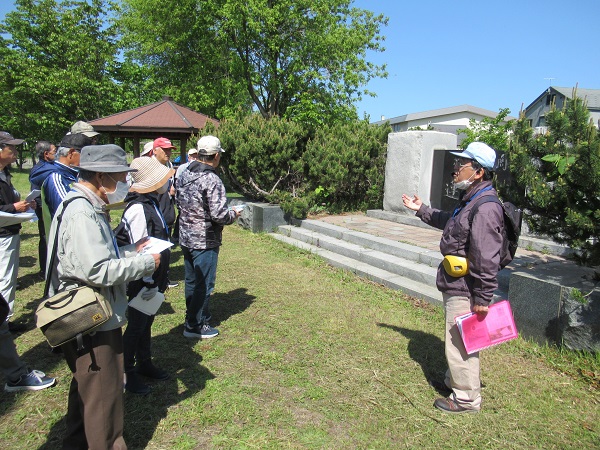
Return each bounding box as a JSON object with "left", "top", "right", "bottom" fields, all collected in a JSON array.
[{"left": 47, "top": 184, "right": 155, "bottom": 331}]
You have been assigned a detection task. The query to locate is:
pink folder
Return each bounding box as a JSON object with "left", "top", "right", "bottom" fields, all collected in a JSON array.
[{"left": 455, "top": 300, "right": 518, "bottom": 355}]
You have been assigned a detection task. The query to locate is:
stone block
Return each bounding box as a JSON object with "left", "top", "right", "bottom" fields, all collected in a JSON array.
[
  {"left": 235, "top": 201, "right": 289, "bottom": 233},
  {"left": 509, "top": 261, "right": 600, "bottom": 351}
]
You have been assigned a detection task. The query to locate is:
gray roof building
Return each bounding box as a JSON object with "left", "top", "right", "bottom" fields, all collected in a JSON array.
[{"left": 524, "top": 86, "right": 600, "bottom": 129}]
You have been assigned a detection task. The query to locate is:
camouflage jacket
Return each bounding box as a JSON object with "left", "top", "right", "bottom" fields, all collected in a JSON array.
[{"left": 176, "top": 161, "right": 236, "bottom": 250}]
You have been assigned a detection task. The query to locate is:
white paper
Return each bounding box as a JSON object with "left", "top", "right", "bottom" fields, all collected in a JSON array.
[
  {"left": 26, "top": 189, "right": 41, "bottom": 201},
  {"left": 0, "top": 211, "right": 36, "bottom": 227},
  {"left": 128, "top": 288, "right": 165, "bottom": 315},
  {"left": 139, "top": 237, "right": 174, "bottom": 254}
]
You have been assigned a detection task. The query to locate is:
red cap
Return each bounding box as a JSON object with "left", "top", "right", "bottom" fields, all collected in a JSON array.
[{"left": 153, "top": 137, "right": 176, "bottom": 150}]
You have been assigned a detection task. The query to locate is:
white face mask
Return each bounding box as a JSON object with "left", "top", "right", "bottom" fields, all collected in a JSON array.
[
  {"left": 156, "top": 182, "right": 169, "bottom": 194},
  {"left": 102, "top": 176, "right": 130, "bottom": 204},
  {"left": 453, "top": 172, "right": 476, "bottom": 191}
]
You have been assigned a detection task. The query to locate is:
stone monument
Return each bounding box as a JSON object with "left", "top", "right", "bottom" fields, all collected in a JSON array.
[{"left": 383, "top": 131, "right": 457, "bottom": 212}]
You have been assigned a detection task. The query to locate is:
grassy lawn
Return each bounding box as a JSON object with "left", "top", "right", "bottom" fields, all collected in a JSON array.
[{"left": 1, "top": 169, "right": 599, "bottom": 449}]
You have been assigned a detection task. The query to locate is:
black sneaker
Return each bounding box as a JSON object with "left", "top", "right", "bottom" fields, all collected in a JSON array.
[
  {"left": 5, "top": 369, "right": 56, "bottom": 392},
  {"left": 125, "top": 372, "right": 151, "bottom": 395},
  {"left": 167, "top": 281, "right": 179, "bottom": 289},
  {"left": 136, "top": 361, "right": 169, "bottom": 380},
  {"left": 183, "top": 324, "right": 219, "bottom": 339}
]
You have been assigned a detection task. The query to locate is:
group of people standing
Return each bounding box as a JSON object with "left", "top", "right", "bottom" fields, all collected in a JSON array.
[
  {"left": 1, "top": 124, "right": 507, "bottom": 447},
  {"left": 1, "top": 123, "right": 240, "bottom": 449}
]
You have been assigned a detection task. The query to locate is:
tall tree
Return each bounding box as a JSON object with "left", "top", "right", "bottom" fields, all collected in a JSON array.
[
  {"left": 0, "top": 0, "right": 135, "bottom": 144},
  {"left": 119, "top": 0, "right": 251, "bottom": 120},
  {"left": 119, "top": 0, "right": 388, "bottom": 125},
  {"left": 507, "top": 90, "right": 600, "bottom": 265}
]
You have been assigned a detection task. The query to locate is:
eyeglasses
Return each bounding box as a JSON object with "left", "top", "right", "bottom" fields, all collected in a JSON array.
[{"left": 453, "top": 158, "right": 474, "bottom": 170}]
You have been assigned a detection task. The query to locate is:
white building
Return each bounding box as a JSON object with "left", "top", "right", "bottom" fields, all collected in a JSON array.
[{"left": 372, "top": 104, "right": 515, "bottom": 137}]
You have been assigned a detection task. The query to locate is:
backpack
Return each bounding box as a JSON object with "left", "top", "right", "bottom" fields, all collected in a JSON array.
[{"left": 468, "top": 196, "right": 523, "bottom": 269}]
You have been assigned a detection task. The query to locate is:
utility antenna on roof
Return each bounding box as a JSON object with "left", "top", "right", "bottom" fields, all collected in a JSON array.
[{"left": 544, "top": 77, "right": 556, "bottom": 87}]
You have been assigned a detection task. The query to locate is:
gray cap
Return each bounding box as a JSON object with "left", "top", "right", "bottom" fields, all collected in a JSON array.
[
  {"left": 0, "top": 131, "right": 24, "bottom": 146},
  {"left": 74, "top": 144, "right": 136, "bottom": 173},
  {"left": 59, "top": 133, "right": 92, "bottom": 150},
  {"left": 71, "top": 121, "right": 100, "bottom": 138}
]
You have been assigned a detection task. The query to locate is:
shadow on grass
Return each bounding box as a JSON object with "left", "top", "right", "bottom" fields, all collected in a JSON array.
[
  {"left": 210, "top": 288, "right": 256, "bottom": 328},
  {"left": 36, "top": 325, "right": 215, "bottom": 449},
  {"left": 377, "top": 323, "right": 447, "bottom": 384},
  {"left": 17, "top": 270, "right": 45, "bottom": 292},
  {"left": 18, "top": 254, "right": 37, "bottom": 269}
]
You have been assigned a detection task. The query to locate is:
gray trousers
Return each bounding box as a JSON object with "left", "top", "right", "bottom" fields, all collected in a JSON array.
[
  {"left": 0, "top": 234, "right": 20, "bottom": 319},
  {"left": 0, "top": 319, "right": 28, "bottom": 383}
]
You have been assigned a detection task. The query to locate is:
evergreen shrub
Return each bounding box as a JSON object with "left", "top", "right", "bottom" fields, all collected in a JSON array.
[
  {"left": 507, "top": 90, "right": 600, "bottom": 265},
  {"left": 216, "top": 114, "right": 390, "bottom": 218}
]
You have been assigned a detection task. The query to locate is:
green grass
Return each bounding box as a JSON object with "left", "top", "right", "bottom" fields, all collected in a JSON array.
[{"left": 1, "top": 170, "right": 599, "bottom": 449}]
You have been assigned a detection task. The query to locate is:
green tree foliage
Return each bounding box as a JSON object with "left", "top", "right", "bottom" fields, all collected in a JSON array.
[
  {"left": 119, "top": 0, "right": 388, "bottom": 125},
  {"left": 118, "top": 0, "right": 250, "bottom": 120},
  {"left": 457, "top": 107, "right": 513, "bottom": 153},
  {"left": 507, "top": 91, "right": 600, "bottom": 265},
  {"left": 303, "top": 119, "right": 390, "bottom": 212},
  {"left": 0, "top": 0, "right": 134, "bottom": 144}
]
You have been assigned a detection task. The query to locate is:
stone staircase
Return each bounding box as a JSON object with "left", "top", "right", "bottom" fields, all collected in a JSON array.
[
  {"left": 271, "top": 218, "right": 525, "bottom": 305},
  {"left": 271, "top": 218, "right": 444, "bottom": 303}
]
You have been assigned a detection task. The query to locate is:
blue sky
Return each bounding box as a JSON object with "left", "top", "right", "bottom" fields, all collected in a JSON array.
[
  {"left": 2, "top": 0, "right": 598, "bottom": 121},
  {"left": 353, "top": 0, "right": 600, "bottom": 120}
]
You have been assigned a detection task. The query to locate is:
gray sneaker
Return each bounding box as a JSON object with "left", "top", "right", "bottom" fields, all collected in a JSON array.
[
  {"left": 5, "top": 369, "right": 56, "bottom": 392},
  {"left": 183, "top": 323, "right": 219, "bottom": 339}
]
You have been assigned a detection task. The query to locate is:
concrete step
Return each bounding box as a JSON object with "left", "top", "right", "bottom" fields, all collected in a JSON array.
[
  {"left": 269, "top": 233, "right": 443, "bottom": 305},
  {"left": 279, "top": 225, "right": 439, "bottom": 286},
  {"left": 296, "top": 219, "right": 443, "bottom": 267},
  {"left": 272, "top": 221, "right": 511, "bottom": 305},
  {"left": 366, "top": 209, "right": 574, "bottom": 258},
  {"left": 288, "top": 220, "right": 512, "bottom": 293}
]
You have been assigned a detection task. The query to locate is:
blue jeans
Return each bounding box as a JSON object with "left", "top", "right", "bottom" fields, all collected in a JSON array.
[{"left": 182, "top": 246, "right": 219, "bottom": 328}]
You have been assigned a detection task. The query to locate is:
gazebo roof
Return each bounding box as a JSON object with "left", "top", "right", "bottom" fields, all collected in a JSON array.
[{"left": 89, "top": 96, "right": 219, "bottom": 137}]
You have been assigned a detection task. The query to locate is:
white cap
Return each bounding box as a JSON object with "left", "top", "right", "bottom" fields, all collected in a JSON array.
[
  {"left": 196, "top": 135, "right": 225, "bottom": 155},
  {"left": 141, "top": 141, "right": 154, "bottom": 156}
]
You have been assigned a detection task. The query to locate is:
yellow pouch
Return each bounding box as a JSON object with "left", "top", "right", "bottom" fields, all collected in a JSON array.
[{"left": 442, "top": 255, "right": 469, "bottom": 277}]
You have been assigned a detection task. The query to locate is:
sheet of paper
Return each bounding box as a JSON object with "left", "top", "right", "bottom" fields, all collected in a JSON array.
[
  {"left": 139, "top": 236, "right": 174, "bottom": 254},
  {"left": 0, "top": 211, "right": 37, "bottom": 227},
  {"left": 26, "top": 189, "right": 41, "bottom": 201},
  {"left": 128, "top": 288, "right": 165, "bottom": 316}
]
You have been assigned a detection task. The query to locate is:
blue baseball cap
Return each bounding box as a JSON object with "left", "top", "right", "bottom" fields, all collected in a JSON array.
[{"left": 450, "top": 142, "right": 497, "bottom": 170}]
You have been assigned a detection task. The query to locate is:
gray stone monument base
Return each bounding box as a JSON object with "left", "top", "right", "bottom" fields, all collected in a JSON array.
[
  {"left": 232, "top": 199, "right": 290, "bottom": 233},
  {"left": 508, "top": 261, "right": 600, "bottom": 351}
]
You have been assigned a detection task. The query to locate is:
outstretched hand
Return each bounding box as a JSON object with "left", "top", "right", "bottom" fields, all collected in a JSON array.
[{"left": 402, "top": 194, "right": 422, "bottom": 211}]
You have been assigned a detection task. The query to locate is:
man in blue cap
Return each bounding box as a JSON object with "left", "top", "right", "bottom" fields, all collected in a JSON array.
[{"left": 402, "top": 141, "right": 503, "bottom": 414}]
